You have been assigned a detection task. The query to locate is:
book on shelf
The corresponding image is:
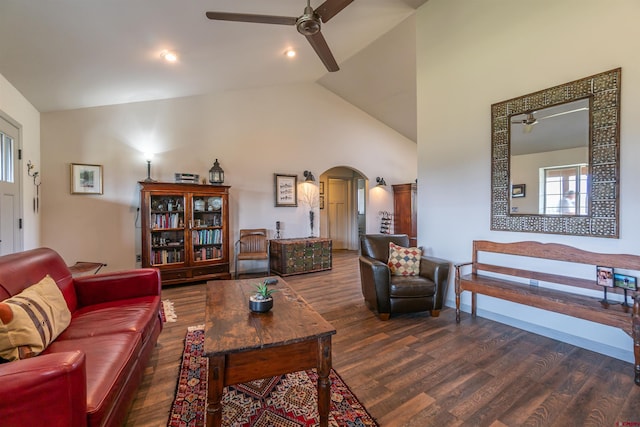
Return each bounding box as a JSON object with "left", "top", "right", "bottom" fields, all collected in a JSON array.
[
  {"left": 151, "top": 248, "right": 184, "bottom": 265},
  {"left": 193, "top": 246, "right": 222, "bottom": 261},
  {"left": 151, "top": 213, "right": 182, "bottom": 229},
  {"left": 192, "top": 229, "right": 222, "bottom": 245}
]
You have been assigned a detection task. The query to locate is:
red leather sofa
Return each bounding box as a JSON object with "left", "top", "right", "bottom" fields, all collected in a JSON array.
[{"left": 0, "top": 247, "right": 162, "bottom": 427}]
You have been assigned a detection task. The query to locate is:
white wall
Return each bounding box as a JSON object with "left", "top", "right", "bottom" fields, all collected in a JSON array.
[
  {"left": 41, "top": 82, "right": 416, "bottom": 271},
  {"left": 417, "top": 0, "right": 640, "bottom": 361},
  {"left": 0, "top": 73, "right": 41, "bottom": 250}
]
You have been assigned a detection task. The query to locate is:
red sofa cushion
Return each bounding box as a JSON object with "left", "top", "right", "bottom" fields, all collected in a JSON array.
[
  {"left": 44, "top": 332, "right": 142, "bottom": 426},
  {"left": 57, "top": 296, "right": 161, "bottom": 341}
]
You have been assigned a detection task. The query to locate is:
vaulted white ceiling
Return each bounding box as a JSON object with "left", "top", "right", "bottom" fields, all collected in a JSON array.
[{"left": 0, "top": 0, "right": 427, "bottom": 141}]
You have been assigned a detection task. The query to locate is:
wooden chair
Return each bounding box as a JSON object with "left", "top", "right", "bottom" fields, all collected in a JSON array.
[{"left": 234, "top": 229, "right": 270, "bottom": 279}]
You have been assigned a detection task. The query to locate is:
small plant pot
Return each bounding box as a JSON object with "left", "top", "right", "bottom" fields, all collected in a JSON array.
[{"left": 249, "top": 296, "right": 273, "bottom": 313}]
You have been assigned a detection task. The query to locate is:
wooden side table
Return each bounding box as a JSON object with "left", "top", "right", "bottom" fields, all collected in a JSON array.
[
  {"left": 269, "top": 237, "right": 332, "bottom": 276},
  {"left": 68, "top": 261, "right": 107, "bottom": 277}
]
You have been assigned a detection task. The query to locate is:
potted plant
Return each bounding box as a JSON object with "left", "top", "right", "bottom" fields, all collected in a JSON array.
[{"left": 249, "top": 281, "right": 278, "bottom": 313}]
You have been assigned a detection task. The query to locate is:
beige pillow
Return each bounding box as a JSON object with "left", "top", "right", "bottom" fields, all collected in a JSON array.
[
  {"left": 0, "top": 275, "right": 71, "bottom": 361},
  {"left": 387, "top": 242, "right": 422, "bottom": 276}
]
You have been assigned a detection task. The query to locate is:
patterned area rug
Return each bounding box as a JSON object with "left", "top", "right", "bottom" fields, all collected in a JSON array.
[
  {"left": 161, "top": 299, "right": 177, "bottom": 323},
  {"left": 167, "top": 325, "right": 378, "bottom": 427}
]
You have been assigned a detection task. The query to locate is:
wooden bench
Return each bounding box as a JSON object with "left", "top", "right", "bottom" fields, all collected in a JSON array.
[{"left": 454, "top": 240, "right": 640, "bottom": 385}]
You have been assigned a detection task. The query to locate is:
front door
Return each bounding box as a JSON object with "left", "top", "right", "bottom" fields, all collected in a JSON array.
[{"left": 0, "top": 116, "right": 22, "bottom": 255}]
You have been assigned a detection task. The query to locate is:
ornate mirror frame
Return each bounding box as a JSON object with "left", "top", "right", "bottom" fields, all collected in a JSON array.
[{"left": 490, "top": 68, "right": 621, "bottom": 238}]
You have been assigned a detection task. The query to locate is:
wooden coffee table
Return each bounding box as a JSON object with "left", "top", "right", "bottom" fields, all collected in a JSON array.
[{"left": 203, "top": 278, "right": 336, "bottom": 427}]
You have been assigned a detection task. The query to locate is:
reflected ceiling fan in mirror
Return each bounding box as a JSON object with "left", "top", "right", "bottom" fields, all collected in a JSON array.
[
  {"left": 205, "top": 0, "right": 354, "bottom": 72},
  {"left": 512, "top": 112, "right": 538, "bottom": 133},
  {"left": 511, "top": 106, "right": 589, "bottom": 133}
]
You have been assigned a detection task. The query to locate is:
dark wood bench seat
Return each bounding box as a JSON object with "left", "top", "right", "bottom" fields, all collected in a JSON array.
[{"left": 454, "top": 240, "right": 640, "bottom": 385}]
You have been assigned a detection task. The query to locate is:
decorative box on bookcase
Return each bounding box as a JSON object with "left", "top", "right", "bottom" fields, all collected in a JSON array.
[
  {"left": 139, "top": 182, "right": 231, "bottom": 286},
  {"left": 269, "top": 238, "right": 332, "bottom": 276}
]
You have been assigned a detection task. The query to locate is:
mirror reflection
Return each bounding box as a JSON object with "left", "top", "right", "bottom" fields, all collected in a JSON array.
[
  {"left": 509, "top": 98, "right": 590, "bottom": 215},
  {"left": 491, "top": 68, "right": 620, "bottom": 238}
]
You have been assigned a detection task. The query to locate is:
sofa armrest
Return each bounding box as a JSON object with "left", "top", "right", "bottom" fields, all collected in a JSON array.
[
  {"left": 419, "top": 256, "right": 451, "bottom": 311},
  {"left": 73, "top": 268, "right": 161, "bottom": 307},
  {"left": 359, "top": 256, "right": 392, "bottom": 313},
  {"left": 0, "top": 351, "right": 87, "bottom": 427}
]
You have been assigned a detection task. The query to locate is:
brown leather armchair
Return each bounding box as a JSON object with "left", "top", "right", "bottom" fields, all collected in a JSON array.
[{"left": 359, "top": 234, "right": 450, "bottom": 320}]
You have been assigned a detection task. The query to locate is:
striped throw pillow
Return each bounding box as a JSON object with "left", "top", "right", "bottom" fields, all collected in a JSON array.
[{"left": 0, "top": 275, "right": 71, "bottom": 361}]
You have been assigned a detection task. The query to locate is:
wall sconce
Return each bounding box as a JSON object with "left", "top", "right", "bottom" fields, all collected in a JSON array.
[
  {"left": 144, "top": 153, "right": 156, "bottom": 182},
  {"left": 376, "top": 177, "right": 387, "bottom": 186},
  {"left": 303, "top": 170, "right": 316, "bottom": 182},
  {"left": 209, "top": 159, "right": 224, "bottom": 185}
]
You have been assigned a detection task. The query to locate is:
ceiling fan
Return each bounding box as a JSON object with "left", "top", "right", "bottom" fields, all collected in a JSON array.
[
  {"left": 511, "top": 106, "right": 588, "bottom": 133},
  {"left": 205, "top": 0, "right": 354, "bottom": 72},
  {"left": 511, "top": 113, "right": 538, "bottom": 134}
]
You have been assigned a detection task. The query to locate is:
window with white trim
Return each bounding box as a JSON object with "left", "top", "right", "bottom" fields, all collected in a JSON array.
[
  {"left": 542, "top": 164, "right": 588, "bottom": 215},
  {"left": 0, "top": 131, "right": 15, "bottom": 183}
]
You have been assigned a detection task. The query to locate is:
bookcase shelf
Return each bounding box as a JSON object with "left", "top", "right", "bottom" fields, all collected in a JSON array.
[{"left": 140, "top": 182, "right": 231, "bottom": 286}]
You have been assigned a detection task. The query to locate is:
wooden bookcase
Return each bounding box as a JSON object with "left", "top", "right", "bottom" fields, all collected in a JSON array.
[
  {"left": 140, "top": 182, "right": 231, "bottom": 286},
  {"left": 392, "top": 183, "right": 417, "bottom": 246}
]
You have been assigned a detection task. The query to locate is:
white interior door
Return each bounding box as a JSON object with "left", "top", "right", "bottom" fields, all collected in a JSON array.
[
  {"left": 328, "top": 178, "right": 351, "bottom": 250},
  {"left": 0, "top": 116, "right": 22, "bottom": 255}
]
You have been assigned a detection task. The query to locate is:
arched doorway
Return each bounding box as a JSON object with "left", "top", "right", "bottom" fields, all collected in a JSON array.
[{"left": 318, "top": 166, "right": 366, "bottom": 250}]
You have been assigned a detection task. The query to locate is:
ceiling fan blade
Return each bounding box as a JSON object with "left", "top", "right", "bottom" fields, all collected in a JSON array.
[
  {"left": 205, "top": 11, "right": 297, "bottom": 26},
  {"left": 315, "top": 0, "right": 354, "bottom": 23},
  {"left": 305, "top": 32, "right": 339, "bottom": 72}
]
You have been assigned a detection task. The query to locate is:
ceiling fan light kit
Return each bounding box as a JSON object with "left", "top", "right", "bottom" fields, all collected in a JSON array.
[
  {"left": 206, "top": 0, "right": 354, "bottom": 72},
  {"left": 160, "top": 50, "right": 178, "bottom": 63},
  {"left": 296, "top": 5, "right": 321, "bottom": 36}
]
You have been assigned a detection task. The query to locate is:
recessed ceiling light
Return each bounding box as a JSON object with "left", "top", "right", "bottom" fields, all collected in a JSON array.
[
  {"left": 284, "top": 48, "right": 296, "bottom": 58},
  {"left": 160, "top": 50, "right": 178, "bottom": 63}
]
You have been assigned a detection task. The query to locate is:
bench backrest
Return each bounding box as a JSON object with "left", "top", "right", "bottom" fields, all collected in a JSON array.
[{"left": 471, "top": 240, "right": 640, "bottom": 293}]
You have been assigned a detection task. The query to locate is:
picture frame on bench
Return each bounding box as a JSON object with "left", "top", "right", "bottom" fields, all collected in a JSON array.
[
  {"left": 596, "top": 266, "right": 614, "bottom": 287},
  {"left": 614, "top": 273, "right": 637, "bottom": 291}
]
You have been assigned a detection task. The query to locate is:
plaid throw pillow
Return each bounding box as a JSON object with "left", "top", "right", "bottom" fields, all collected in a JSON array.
[{"left": 387, "top": 242, "right": 422, "bottom": 276}]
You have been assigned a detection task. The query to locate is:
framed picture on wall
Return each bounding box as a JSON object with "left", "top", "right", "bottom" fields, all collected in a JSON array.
[
  {"left": 319, "top": 181, "right": 325, "bottom": 194},
  {"left": 319, "top": 195, "right": 325, "bottom": 209},
  {"left": 511, "top": 184, "right": 525, "bottom": 198},
  {"left": 71, "top": 163, "right": 103, "bottom": 195},
  {"left": 274, "top": 174, "right": 297, "bottom": 207}
]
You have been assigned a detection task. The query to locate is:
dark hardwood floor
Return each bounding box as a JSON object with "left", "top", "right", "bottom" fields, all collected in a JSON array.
[{"left": 125, "top": 250, "right": 640, "bottom": 426}]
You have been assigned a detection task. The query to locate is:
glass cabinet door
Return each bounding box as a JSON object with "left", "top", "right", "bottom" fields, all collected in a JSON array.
[
  {"left": 149, "top": 194, "right": 186, "bottom": 265},
  {"left": 191, "top": 195, "right": 224, "bottom": 262}
]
